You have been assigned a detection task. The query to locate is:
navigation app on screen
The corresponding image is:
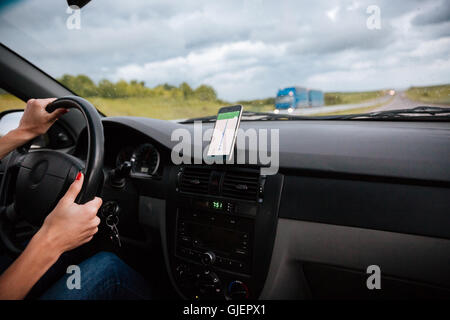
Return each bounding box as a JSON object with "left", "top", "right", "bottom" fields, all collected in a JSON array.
[{"left": 207, "top": 110, "right": 241, "bottom": 157}]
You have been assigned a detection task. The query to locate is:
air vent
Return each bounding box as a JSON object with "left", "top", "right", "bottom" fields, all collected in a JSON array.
[
  {"left": 222, "top": 170, "right": 260, "bottom": 201},
  {"left": 179, "top": 167, "right": 211, "bottom": 194}
]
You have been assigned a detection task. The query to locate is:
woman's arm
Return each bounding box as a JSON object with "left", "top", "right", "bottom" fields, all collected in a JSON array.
[
  {"left": 0, "top": 98, "right": 67, "bottom": 159},
  {"left": 0, "top": 173, "right": 102, "bottom": 300},
  {"left": 0, "top": 98, "right": 101, "bottom": 299}
]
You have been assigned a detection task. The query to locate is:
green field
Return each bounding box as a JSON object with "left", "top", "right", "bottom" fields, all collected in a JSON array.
[
  {"left": 90, "top": 96, "right": 224, "bottom": 119},
  {"left": 0, "top": 94, "right": 273, "bottom": 120},
  {"left": 0, "top": 90, "right": 388, "bottom": 120},
  {"left": 405, "top": 84, "right": 450, "bottom": 105},
  {"left": 324, "top": 90, "right": 384, "bottom": 105},
  {"left": 0, "top": 74, "right": 392, "bottom": 119},
  {"left": 0, "top": 93, "right": 26, "bottom": 113},
  {"left": 310, "top": 97, "right": 395, "bottom": 116}
]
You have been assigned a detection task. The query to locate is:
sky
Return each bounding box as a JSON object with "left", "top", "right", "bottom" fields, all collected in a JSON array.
[{"left": 0, "top": 0, "right": 449, "bottom": 101}]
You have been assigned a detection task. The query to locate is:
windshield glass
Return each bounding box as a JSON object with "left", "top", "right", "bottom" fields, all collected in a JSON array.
[{"left": 0, "top": 0, "right": 449, "bottom": 120}]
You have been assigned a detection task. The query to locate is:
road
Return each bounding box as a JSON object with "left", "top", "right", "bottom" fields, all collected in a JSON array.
[
  {"left": 371, "top": 91, "right": 450, "bottom": 112},
  {"left": 287, "top": 95, "right": 392, "bottom": 116},
  {"left": 284, "top": 91, "right": 449, "bottom": 116}
]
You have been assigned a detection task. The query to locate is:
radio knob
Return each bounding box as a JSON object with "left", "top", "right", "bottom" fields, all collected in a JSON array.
[
  {"left": 227, "top": 280, "right": 249, "bottom": 300},
  {"left": 201, "top": 251, "right": 216, "bottom": 265}
]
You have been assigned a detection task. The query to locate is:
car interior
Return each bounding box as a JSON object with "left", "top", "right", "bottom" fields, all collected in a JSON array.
[{"left": 1, "top": 41, "right": 449, "bottom": 300}]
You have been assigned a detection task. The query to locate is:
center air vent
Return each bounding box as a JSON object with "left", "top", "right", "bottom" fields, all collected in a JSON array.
[
  {"left": 179, "top": 167, "right": 211, "bottom": 194},
  {"left": 178, "top": 166, "right": 262, "bottom": 202},
  {"left": 222, "top": 170, "right": 260, "bottom": 201}
]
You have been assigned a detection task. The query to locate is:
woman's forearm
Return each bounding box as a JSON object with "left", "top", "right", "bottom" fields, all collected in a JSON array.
[
  {"left": 0, "top": 128, "right": 35, "bottom": 160},
  {"left": 0, "top": 229, "right": 61, "bottom": 300}
]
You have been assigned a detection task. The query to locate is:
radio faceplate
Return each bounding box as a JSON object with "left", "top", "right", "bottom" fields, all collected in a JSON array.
[
  {"left": 166, "top": 166, "right": 284, "bottom": 300},
  {"left": 176, "top": 208, "right": 253, "bottom": 274}
]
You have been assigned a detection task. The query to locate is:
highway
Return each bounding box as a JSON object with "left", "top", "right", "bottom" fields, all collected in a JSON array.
[
  {"left": 284, "top": 91, "right": 449, "bottom": 116},
  {"left": 372, "top": 91, "right": 450, "bottom": 112},
  {"left": 287, "top": 95, "right": 392, "bottom": 116}
]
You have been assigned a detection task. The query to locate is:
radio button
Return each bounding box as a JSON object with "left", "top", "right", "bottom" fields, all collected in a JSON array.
[
  {"left": 201, "top": 251, "right": 216, "bottom": 265},
  {"left": 226, "top": 202, "right": 235, "bottom": 213},
  {"left": 179, "top": 247, "right": 189, "bottom": 256},
  {"left": 193, "top": 239, "right": 202, "bottom": 247},
  {"left": 180, "top": 235, "right": 191, "bottom": 243},
  {"left": 235, "top": 249, "right": 248, "bottom": 256},
  {"left": 224, "top": 259, "right": 234, "bottom": 268},
  {"left": 216, "top": 256, "right": 224, "bottom": 265}
]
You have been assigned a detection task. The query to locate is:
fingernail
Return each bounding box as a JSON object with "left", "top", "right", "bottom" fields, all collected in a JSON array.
[{"left": 76, "top": 172, "right": 82, "bottom": 180}]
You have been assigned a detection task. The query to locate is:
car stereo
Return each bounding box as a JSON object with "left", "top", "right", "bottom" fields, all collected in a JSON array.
[
  {"left": 176, "top": 206, "right": 253, "bottom": 274},
  {"left": 166, "top": 166, "right": 283, "bottom": 300}
]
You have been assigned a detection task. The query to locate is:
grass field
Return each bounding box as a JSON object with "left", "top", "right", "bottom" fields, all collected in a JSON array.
[
  {"left": 310, "top": 97, "right": 394, "bottom": 116},
  {"left": 0, "top": 94, "right": 26, "bottom": 113},
  {"left": 0, "top": 89, "right": 399, "bottom": 120},
  {"left": 0, "top": 94, "right": 275, "bottom": 120},
  {"left": 324, "top": 90, "right": 384, "bottom": 105},
  {"left": 405, "top": 84, "right": 450, "bottom": 105}
]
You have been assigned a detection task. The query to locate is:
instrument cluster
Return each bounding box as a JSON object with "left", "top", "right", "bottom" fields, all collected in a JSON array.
[{"left": 116, "top": 143, "right": 160, "bottom": 177}]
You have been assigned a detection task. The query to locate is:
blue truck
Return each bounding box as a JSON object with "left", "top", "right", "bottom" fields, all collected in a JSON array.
[{"left": 274, "top": 86, "right": 324, "bottom": 113}]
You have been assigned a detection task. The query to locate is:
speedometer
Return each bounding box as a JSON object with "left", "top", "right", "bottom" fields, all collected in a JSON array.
[
  {"left": 130, "top": 143, "right": 160, "bottom": 176},
  {"left": 116, "top": 146, "right": 134, "bottom": 167}
]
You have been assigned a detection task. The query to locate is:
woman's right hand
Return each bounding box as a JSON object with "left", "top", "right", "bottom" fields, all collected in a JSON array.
[{"left": 39, "top": 172, "right": 102, "bottom": 255}]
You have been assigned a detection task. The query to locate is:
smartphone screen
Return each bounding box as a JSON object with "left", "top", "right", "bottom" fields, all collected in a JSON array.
[{"left": 207, "top": 105, "right": 243, "bottom": 159}]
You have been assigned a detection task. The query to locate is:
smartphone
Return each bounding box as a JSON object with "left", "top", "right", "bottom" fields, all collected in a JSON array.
[{"left": 207, "top": 105, "right": 243, "bottom": 160}]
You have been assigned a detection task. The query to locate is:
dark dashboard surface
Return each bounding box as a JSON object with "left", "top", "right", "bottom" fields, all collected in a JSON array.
[
  {"left": 75, "top": 117, "right": 450, "bottom": 241},
  {"left": 71, "top": 116, "right": 450, "bottom": 298},
  {"left": 103, "top": 117, "right": 450, "bottom": 183}
]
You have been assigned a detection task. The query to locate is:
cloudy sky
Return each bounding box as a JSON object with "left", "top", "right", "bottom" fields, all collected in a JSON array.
[{"left": 0, "top": 0, "right": 449, "bottom": 101}]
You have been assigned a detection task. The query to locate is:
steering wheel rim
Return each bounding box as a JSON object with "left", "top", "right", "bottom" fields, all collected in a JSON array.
[
  {"left": 45, "top": 96, "right": 104, "bottom": 203},
  {"left": 0, "top": 96, "right": 104, "bottom": 253}
]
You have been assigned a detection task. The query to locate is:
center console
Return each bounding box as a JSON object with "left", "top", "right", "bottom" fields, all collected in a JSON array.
[{"left": 165, "top": 166, "right": 283, "bottom": 300}]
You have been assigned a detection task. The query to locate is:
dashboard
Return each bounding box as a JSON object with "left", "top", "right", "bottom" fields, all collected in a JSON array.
[
  {"left": 72, "top": 117, "right": 450, "bottom": 299},
  {"left": 75, "top": 123, "right": 167, "bottom": 179}
]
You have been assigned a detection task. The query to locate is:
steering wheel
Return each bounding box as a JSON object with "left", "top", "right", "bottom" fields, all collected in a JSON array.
[{"left": 0, "top": 96, "right": 104, "bottom": 254}]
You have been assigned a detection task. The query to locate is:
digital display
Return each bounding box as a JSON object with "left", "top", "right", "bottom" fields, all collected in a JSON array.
[
  {"left": 211, "top": 201, "right": 223, "bottom": 210},
  {"left": 207, "top": 109, "right": 241, "bottom": 157}
]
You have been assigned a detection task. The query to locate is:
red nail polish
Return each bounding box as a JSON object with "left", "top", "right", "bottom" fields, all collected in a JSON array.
[{"left": 76, "top": 172, "right": 82, "bottom": 180}]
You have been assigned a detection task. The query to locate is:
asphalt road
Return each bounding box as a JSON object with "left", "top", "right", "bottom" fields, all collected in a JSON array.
[
  {"left": 372, "top": 92, "right": 450, "bottom": 112},
  {"left": 289, "top": 94, "right": 392, "bottom": 116}
]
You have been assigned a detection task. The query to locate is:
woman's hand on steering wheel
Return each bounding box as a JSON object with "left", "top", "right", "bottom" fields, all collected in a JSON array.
[
  {"left": 17, "top": 98, "right": 68, "bottom": 140},
  {"left": 38, "top": 172, "right": 102, "bottom": 256}
]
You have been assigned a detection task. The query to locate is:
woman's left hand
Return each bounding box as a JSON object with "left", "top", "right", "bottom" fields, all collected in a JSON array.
[{"left": 18, "top": 98, "right": 68, "bottom": 139}]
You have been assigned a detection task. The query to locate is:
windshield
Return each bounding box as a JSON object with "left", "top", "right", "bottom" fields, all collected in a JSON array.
[{"left": 0, "top": 0, "right": 449, "bottom": 120}]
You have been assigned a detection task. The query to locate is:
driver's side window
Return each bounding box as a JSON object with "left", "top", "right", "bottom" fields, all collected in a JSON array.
[
  {"left": 0, "top": 88, "right": 25, "bottom": 112},
  {"left": 0, "top": 88, "right": 25, "bottom": 138}
]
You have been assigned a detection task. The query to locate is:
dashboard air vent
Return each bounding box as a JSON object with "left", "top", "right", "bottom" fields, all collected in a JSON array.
[
  {"left": 222, "top": 170, "right": 260, "bottom": 201},
  {"left": 179, "top": 167, "right": 211, "bottom": 194}
]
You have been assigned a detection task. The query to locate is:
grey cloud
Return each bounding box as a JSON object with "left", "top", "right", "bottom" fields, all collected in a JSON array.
[
  {"left": 412, "top": 0, "right": 450, "bottom": 25},
  {"left": 0, "top": 0, "right": 449, "bottom": 101}
]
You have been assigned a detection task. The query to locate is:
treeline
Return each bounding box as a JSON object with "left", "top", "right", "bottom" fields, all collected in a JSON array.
[
  {"left": 236, "top": 97, "right": 275, "bottom": 107},
  {"left": 58, "top": 74, "right": 219, "bottom": 101}
]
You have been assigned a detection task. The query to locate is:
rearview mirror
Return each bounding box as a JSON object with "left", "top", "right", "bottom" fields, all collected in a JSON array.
[{"left": 67, "top": 0, "right": 91, "bottom": 9}]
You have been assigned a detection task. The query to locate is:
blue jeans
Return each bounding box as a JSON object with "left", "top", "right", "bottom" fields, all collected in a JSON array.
[{"left": 1, "top": 251, "right": 153, "bottom": 300}]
